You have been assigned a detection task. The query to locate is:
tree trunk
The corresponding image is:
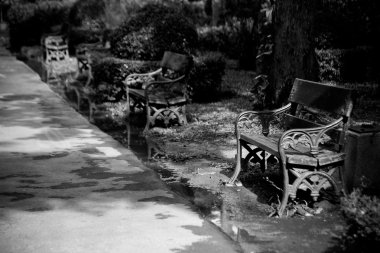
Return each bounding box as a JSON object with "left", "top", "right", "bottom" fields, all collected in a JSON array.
[
  {"left": 211, "top": 0, "right": 224, "bottom": 26},
  {"left": 271, "top": 0, "right": 319, "bottom": 105}
]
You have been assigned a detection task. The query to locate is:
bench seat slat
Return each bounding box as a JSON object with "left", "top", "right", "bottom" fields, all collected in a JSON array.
[
  {"left": 240, "top": 133, "right": 279, "bottom": 157},
  {"left": 240, "top": 133, "right": 345, "bottom": 167}
]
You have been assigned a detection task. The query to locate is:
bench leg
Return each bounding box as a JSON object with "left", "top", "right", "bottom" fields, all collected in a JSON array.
[
  {"left": 74, "top": 89, "right": 81, "bottom": 112},
  {"left": 227, "top": 140, "right": 276, "bottom": 187},
  {"left": 144, "top": 104, "right": 152, "bottom": 132},
  {"left": 240, "top": 143, "right": 272, "bottom": 172},
  {"left": 226, "top": 138, "right": 243, "bottom": 187},
  {"left": 125, "top": 91, "right": 132, "bottom": 118},
  {"left": 89, "top": 101, "right": 96, "bottom": 123},
  {"left": 278, "top": 160, "right": 290, "bottom": 217},
  {"left": 64, "top": 86, "right": 81, "bottom": 112},
  {"left": 181, "top": 105, "right": 187, "bottom": 125},
  {"left": 278, "top": 164, "right": 340, "bottom": 217},
  {"left": 145, "top": 105, "right": 187, "bottom": 131}
]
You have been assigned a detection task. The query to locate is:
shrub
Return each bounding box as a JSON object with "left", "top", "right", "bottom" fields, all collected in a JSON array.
[
  {"left": 110, "top": 3, "right": 198, "bottom": 60},
  {"left": 197, "top": 23, "right": 240, "bottom": 59},
  {"left": 110, "top": 3, "right": 173, "bottom": 53},
  {"left": 316, "top": 47, "right": 380, "bottom": 82},
  {"left": 68, "top": 0, "right": 105, "bottom": 28},
  {"left": 66, "top": 0, "right": 107, "bottom": 53},
  {"left": 316, "top": 49, "right": 344, "bottom": 82},
  {"left": 198, "top": 18, "right": 257, "bottom": 69},
  {"left": 67, "top": 27, "right": 103, "bottom": 54},
  {"left": 187, "top": 52, "right": 226, "bottom": 103},
  {"left": 91, "top": 57, "right": 159, "bottom": 103},
  {"left": 7, "top": 1, "right": 69, "bottom": 51},
  {"left": 335, "top": 189, "right": 380, "bottom": 252},
  {"left": 110, "top": 26, "right": 154, "bottom": 60},
  {"left": 151, "top": 13, "right": 198, "bottom": 58},
  {"left": 178, "top": 0, "right": 208, "bottom": 26}
]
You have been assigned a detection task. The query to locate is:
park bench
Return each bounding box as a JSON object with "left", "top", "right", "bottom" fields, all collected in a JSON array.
[
  {"left": 41, "top": 35, "right": 77, "bottom": 84},
  {"left": 123, "top": 51, "right": 193, "bottom": 131},
  {"left": 227, "top": 78, "right": 353, "bottom": 217},
  {"left": 64, "top": 44, "right": 95, "bottom": 121}
]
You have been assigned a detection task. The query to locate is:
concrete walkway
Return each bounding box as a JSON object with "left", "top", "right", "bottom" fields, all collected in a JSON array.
[{"left": 0, "top": 53, "right": 240, "bottom": 253}]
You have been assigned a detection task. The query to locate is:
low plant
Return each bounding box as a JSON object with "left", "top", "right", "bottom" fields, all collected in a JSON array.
[
  {"left": 333, "top": 189, "right": 380, "bottom": 252},
  {"left": 315, "top": 48, "right": 344, "bottom": 82},
  {"left": 316, "top": 47, "right": 380, "bottom": 83}
]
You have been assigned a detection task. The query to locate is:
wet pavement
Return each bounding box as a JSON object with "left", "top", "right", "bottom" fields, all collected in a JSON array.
[{"left": 0, "top": 52, "right": 241, "bottom": 252}]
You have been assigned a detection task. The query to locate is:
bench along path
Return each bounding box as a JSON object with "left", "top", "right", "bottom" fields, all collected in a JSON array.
[
  {"left": 228, "top": 78, "right": 353, "bottom": 217},
  {"left": 0, "top": 52, "right": 239, "bottom": 253}
]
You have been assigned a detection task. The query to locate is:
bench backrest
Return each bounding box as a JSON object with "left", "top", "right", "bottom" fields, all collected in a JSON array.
[
  {"left": 160, "top": 51, "right": 193, "bottom": 75},
  {"left": 75, "top": 45, "right": 92, "bottom": 72},
  {"left": 42, "top": 35, "right": 69, "bottom": 63},
  {"left": 286, "top": 78, "right": 353, "bottom": 148},
  {"left": 289, "top": 78, "right": 352, "bottom": 117}
]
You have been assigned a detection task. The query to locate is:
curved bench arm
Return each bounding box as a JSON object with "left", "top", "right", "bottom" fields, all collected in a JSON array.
[
  {"left": 125, "top": 68, "right": 162, "bottom": 82},
  {"left": 235, "top": 103, "right": 291, "bottom": 137},
  {"left": 278, "top": 117, "right": 344, "bottom": 159},
  {"left": 123, "top": 69, "right": 163, "bottom": 91},
  {"left": 144, "top": 75, "right": 186, "bottom": 99}
]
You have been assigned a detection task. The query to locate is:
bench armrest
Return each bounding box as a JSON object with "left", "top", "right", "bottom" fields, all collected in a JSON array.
[
  {"left": 235, "top": 103, "right": 291, "bottom": 137},
  {"left": 144, "top": 75, "right": 187, "bottom": 98},
  {"left": 123, "top": 68, "right": 163, "bottom": 87},
  {"left": 278, "top": 117, "right": 344, "bottom": 158}
]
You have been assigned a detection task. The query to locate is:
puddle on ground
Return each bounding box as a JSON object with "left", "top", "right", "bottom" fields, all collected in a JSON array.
[
  {"left": 104, "top": 123, "right": 262, "bottom": 248},
  {"left": 103, "top": 123, "right": 346, "bottom": 253},
  {"left": 33, "top": 151, "right": 70, "bottom": 160},
  {"left": 0, "top": 192, "right": 35, "bottom": 201}
]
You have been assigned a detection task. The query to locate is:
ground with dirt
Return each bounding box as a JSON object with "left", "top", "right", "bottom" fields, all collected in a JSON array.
[
  {"left": 29, "top": 56, "right": 379, "bottom": 253},
  {"left": 85, "top": 68, "right": 350, "bottom": 253}
]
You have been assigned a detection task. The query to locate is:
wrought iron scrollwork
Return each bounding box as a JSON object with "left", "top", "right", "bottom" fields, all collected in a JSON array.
[
  {"left": 235, "top": 103, "right": 291, "bottom": 137},
  {"left": 289, "top": 169, "right": 338, "bottom": 201},
  {"left": 281, "top": 131, "right": 331, "bottom": 155},
  {"left": 279, "top": 117, "right": 343, "bottom": 157}
]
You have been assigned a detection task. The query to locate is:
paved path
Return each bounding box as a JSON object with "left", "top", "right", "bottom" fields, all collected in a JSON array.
[{"left": 0, "top": 53, "right": 240, "bottom": 253}]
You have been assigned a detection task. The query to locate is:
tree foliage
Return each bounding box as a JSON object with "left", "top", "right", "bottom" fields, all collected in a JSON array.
[
  {"left": 110, "top": 3, "right": 198, "bottom": 60},
  {"left": 316, "top": 0, "right": 380, "bottom": 49}
]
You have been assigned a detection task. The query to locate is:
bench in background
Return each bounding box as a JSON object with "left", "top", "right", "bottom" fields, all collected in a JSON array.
[{"left": 123, "top": 51, "right": 193, "bottom": 131}]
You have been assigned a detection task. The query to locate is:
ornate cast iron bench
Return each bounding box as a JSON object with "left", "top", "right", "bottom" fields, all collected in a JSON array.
[
  {"left": 41, "top": 35, "right": 77, "bottom": 84},
  {"left": 64, "top": 45, "right": 95, "bottom": 121},
  {"left": 227, "top": 78, "right": 353, "bottom": 216},
  {"left": 123, "top": 51, "right": 193, "bottom": 131}
]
